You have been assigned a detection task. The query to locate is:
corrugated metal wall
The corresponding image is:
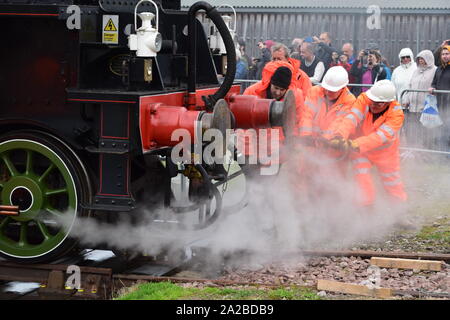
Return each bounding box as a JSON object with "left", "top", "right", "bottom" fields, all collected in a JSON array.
[{"left": 223, "top": 12, "right": 450, "bottom": 68}]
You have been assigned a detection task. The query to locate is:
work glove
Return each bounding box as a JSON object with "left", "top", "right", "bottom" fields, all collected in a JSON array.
[
  {"left": 347, "top": 139, "right": 360, "bottom": 152},
  {"left": 328, "top": 136, "right": 347, "bottom": 150}
]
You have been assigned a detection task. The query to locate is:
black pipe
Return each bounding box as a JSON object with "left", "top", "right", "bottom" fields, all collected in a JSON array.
[{"left": 188, "top": 1, "right": 236, "bottom": 110}]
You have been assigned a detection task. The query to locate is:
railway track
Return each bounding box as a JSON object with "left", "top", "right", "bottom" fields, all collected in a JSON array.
[
  {"left": 299, "top": 250, "right": 450, "bottom": 262},
  {"left": 0, "top": 249, "right": 189, "bottom": 300},
  {"left": 0, "top": 249, "right": 449, "bottom": 300}
]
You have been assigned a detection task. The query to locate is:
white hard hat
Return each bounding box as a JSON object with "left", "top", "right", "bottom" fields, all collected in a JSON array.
[
  {"left": 366, "top": 80, "right": 396, "bottom": 102},
  {"left": 321, "top": 66, "right": 349, "bottom": 92}
]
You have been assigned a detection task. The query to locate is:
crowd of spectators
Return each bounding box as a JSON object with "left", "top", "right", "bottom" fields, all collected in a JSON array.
[{"left": 236, "top": 35, "right": 449, "bottom": 93}]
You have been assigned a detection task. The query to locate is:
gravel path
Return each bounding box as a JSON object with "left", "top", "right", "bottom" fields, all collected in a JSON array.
[{"left": 219, "top": 255, "right": 450, "bottom": 299}]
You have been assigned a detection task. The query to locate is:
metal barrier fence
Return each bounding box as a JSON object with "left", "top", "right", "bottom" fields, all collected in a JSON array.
[
  {"left": 399, "top": 89, "right": 450, "bottom": 155},
  {"left": 234, "top": 80, "right": 373, "bottom": 93},
  {"left": 235, "top": 79, "right": 257, "bottom": 93},
  {"left": 235, "top": 80, "right": 375, "bottom": 93}
]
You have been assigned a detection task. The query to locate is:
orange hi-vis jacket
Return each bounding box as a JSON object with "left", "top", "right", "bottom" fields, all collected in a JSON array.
[
  {"left": 238, "top": 61, "right": 304, "bottom": 162},
  {"left": 333, "top": 93, "right": 404, "bottom": 156},
  {"left": 245, "top": 60, "right": 305, "bottom": 98},
  {"left": 287, "top": 57, "right": 312, "bottom": 95},
  {"left": 332, "top": 92, "right": 407, "bottom": 206},
  {"left": 299, "top": 86, "right": 356, "bottom": 139},
  {"left": 294, "top": 86, "right": 355, "bottom": 194}
]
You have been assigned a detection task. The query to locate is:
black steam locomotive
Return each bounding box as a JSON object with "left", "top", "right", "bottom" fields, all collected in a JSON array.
[{"left": 0, "top": 0, "right": 294, "bottom": 263}]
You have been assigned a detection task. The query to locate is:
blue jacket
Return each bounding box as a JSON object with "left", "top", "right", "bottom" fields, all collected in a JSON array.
[
  {"left": 381, "top": 63, "right": 392, "bottom": 80},
  {"left": 236, "top": 60, "right": 248, "bottom": 80}
]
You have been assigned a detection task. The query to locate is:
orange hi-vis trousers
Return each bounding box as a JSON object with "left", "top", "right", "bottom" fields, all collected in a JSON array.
[{"left": 350, "top": 150, "right": 407, "bottom": 206}]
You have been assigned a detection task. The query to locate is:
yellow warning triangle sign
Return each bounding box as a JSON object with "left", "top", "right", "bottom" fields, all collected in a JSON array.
[{"left": 104, "top": 19, "right": 117, "bottom": 31}]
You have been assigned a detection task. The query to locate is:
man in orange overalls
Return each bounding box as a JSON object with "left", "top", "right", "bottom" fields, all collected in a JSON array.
[
  {"left": 298, "top": 66, "right": 356, "bottom": 141},
  {"left": 329, "top": 80, "right": 408, "bottom": 208},
  {"left": 238, "top": 60, "right": 304, "bottom": 176},
  {"left": 294, "top": 66, "right": 356, "bottom": 200}
]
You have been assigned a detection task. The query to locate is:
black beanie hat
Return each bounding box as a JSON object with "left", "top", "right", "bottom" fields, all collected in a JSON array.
[{"left": 270, "top": 66, "right": 292, "bottom": 89}]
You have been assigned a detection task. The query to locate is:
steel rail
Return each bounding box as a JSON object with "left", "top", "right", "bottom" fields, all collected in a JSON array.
[
  {"left": 224, "top": 248, "right": 450, "bottom": 263},
  {"left": 299, "top": 249, "right": 450, "bottom": 262}
]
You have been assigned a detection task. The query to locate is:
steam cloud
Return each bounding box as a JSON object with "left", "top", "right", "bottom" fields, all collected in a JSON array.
[{"left": 56, "top": 145, "right": 447, "bottom": 263}]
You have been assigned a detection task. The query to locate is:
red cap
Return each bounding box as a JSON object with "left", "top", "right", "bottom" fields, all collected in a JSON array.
[{"left": 264, "top": 40, "right": 275, "bottom": 50}]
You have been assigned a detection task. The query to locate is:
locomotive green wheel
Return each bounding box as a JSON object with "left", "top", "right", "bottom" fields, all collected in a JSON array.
[{"left": 0, "top": 132, "right": 90, "bottom": 263}]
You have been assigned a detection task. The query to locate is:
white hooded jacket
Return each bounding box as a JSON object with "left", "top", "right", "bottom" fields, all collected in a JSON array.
[
  {"left": 391, "top": 48, "right": 417, "bottom": 101},
  {"left": 402, "top": 50, "right": 437, "bottom": 112}
]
